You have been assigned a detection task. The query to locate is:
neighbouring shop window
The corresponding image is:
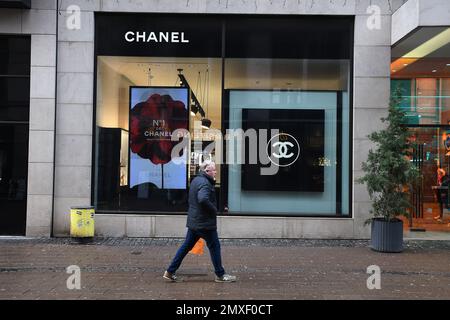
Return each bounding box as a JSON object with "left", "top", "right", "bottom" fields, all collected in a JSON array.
[
  {"left": 0, "top": 35, "right": 30, "bottom": 121},
  {"left": 0, "top": 35, "right": 30, "bottom": 235},
  {"left": 391, "top": 27, "right": 450, "bottom": 229}
]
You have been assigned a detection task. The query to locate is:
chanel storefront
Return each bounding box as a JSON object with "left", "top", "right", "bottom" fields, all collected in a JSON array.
[
  {"left": 1, "top": 0, "right": 401, "bottom": 238},
  {"left": 92, "top": 13, "right": 353, "bottom": 236}
]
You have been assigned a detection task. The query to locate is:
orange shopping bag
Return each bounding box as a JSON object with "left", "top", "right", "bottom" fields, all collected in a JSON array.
[{"left": 189, "top": 238, "right": 205, "bottom": 255}]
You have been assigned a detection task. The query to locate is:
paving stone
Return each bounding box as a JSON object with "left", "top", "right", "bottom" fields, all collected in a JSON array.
[{"left": 0, "top": 238, "right": 449, "bottom": 299}]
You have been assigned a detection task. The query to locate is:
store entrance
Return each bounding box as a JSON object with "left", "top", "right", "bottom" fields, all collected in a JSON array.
[
  {"left": 0, "top": 35, "right": 30, "bottom": 235},
  {"left": 409, "top": 127, "right": 450, "bottom": 231}
]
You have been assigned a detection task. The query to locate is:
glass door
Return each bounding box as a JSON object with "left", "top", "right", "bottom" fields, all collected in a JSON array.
[
  {"left": 0, "top": 124, "right": 29, "bottom": 235},
  {"left": 0, "top": 35, "right": 30, "bottom": 235}
]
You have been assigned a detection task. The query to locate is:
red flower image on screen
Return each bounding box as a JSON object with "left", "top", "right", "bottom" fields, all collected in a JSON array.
[{"left": 130, "top": 93, "right": 188, "bottom": 165}]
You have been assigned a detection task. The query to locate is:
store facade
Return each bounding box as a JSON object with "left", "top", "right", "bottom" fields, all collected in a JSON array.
[
  {"left": 2, "top": 0, "right": 434, "bottom": 238},
  {"left": 92, "top": 11, "right": 357, "bottom": 238}
]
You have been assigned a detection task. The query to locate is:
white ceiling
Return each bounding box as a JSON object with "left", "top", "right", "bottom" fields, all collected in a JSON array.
[
  {"left": 98, "top": 56, "right": 349, "bottom": 91},
  {"left": 392, "top": 27, "right": 450, "bottom": 58}
]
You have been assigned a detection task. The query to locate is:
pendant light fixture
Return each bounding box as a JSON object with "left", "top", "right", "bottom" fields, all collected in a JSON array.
[
  {"left": 178, "top": 68, "right": 205, "bottom": 118},
  {"left": 201, "top": 67, "right": 211, "bottom": 129},
  {"left": 191, "top": 71, "right": 201, "bottom": 116}
]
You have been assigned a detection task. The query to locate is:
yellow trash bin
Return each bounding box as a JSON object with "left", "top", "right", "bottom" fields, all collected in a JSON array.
[{"left": 70, "top": 206, "right": 95, "bottom": 238}]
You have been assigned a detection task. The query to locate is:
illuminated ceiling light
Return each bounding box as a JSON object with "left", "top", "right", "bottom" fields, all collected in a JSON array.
[
  {"left": 447, "top": 63, "right": 450, "bottom": 66},
  {"left": 391, "top": 58, "right": 418, "bottom": 74},
  {"left": 432, "top": 69, "right": 437, "bottom": 73}
]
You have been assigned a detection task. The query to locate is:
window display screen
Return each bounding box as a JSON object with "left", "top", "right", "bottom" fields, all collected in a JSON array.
[{"left": 129, "top": 87, "right": 189, "bottom": 190}]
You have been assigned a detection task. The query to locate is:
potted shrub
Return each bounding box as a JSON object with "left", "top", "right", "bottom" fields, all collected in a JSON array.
[{"left": 358, "top": 89, "right": 420, "bottom": 253}]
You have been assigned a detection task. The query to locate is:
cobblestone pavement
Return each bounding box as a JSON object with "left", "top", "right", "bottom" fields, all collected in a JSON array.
[{"left": 0, "top": 237, "right": 449, "bottom": 300}]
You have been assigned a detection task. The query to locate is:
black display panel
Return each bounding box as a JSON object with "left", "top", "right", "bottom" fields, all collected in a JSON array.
[
  {"left": 225, "top": 16, "right": 352, "bottom": 59},
  {"left": 95, "top": 13, "right": 353, "bottom": 59},
  {"left": 241, "top": 108, "right": 324, "bottom": 192},
  {"left": 0, "top": 77, "right": 30, "bottom": 122},
  {"left": 0, "top": 35, "right": 31, "bottom": 75},
  {"left": 0, "top": 0, "right": 31, "bottom": 9}
]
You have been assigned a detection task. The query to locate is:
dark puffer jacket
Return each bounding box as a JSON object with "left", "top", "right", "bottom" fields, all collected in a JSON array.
[{"left": 186, "top": 171, "right": 217, "bottom": 230}]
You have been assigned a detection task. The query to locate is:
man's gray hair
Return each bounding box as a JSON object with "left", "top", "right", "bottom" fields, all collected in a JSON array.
[{"left": 199, "top": 159, "right": 215, "bottom": 172}]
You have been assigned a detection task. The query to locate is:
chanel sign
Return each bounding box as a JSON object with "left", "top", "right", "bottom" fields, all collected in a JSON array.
[
  {"left": 124, "top": 31, "right": 190, "bottom": 43},
  {"left": 95, "top": 13, "right": 222, "bottom": 57}
]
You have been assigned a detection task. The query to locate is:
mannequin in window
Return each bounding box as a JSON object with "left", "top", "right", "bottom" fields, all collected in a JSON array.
[
  {"left": 437, "top": 167, "right": 446, "bottom": 185},
  {"left": 436, "top": 171, "right": 449, "bottom": 223}
]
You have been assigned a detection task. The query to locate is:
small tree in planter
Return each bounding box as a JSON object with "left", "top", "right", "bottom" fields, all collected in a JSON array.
[{"left": 358, "top": 89, "right": 420, "bottom": 253}]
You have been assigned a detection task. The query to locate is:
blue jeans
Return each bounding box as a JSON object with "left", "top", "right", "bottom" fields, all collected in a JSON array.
[{"left": 167, "top": 228, "right": 225, "bottom": 277}]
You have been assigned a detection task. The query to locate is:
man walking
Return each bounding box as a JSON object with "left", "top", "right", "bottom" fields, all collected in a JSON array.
[{"left": 163, "top": 160, "right": 236, "bottom": 283}]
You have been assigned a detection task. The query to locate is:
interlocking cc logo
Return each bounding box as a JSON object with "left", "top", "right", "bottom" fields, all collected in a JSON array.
[
  {"left": 272, "top": 141, "right": 295, "bottom": 159},
  {"left": 267, "top": 133, "right": 300, "bottom": 167}
]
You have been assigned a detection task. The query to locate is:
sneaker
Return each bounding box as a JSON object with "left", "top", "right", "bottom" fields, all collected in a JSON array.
[
  {"left": 215, "top": 274, "right": 237, "bottom": 283},
  {"left": 163, "top": 271, "right": 182, "bottom": 282}
]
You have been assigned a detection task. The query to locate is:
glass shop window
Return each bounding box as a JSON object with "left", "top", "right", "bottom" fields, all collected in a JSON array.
[
  {"left": 93, "top": 14, "right": 353, "bottom": 216},
  {"left": 222, "top": 17, "right": 352, "bottom": 216}
]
